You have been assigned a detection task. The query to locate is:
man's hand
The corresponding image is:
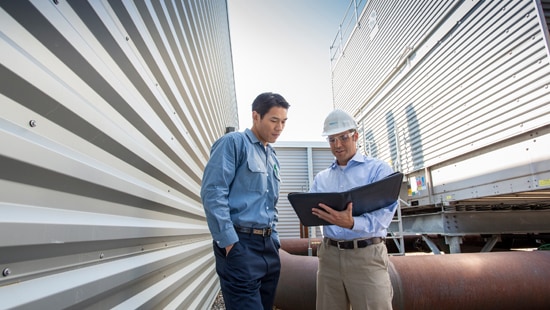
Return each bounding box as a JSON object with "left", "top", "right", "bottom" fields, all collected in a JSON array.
[
  {"left": 312, "top": 201, "right": 354, "bottom": 229},
  {"left": 225, "top": 244, "right": 234, "bottom": 256}
]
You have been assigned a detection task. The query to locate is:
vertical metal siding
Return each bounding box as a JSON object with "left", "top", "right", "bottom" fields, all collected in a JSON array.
[
  {"left": 310, "top": 146, "right": 337, "bottom": 238},
  {"left": 332, "top": 0, "right": 550, "bottom": 206},
  {"left": 274, "top": 142, "right": 333, "bottom": 239},
  {"left": 0, "top": 0, "right": 235, "bottom": 308},
  {"left": 332, "top": 1, "right": 457, "bottom": 115},
  {"left": 275, "top": 147, "right": 309, "bottom": 239}
]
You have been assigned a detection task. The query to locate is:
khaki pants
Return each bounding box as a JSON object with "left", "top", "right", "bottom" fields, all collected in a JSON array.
[{"left": 316, "top": 239, "right": 393, "bottom": 310}]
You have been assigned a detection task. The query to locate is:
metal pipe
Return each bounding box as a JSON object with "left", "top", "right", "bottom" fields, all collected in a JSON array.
[
  {"left": 277, "top": 239, "right": 550, "bottom": 310},
  {"left": 389, "top": 251, "right": 550, "bottom": 310},
  {"left": 276, "top": 250, "right": 318, "bottom": 310},
  {"left": 280, "top": 238, "right": 322, "bottom": 256}
]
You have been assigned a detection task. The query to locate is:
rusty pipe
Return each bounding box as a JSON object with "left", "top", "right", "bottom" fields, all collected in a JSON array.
[
  {"left": 276, "top": 250, "right": 318, "bottom": 310},
  {"left": 280, "top": 238, "right": 322, "bottom": 256},
  {"left": 277, "top": 239, "right": 550, "bottom": 310},
  {"left": 389, "top": 251, "right": 550, "bottom": 310}
]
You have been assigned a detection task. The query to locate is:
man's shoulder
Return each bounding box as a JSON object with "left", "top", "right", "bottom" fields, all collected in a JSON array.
[
  {"left": 213, "top": 131, "right": 247, "bottom": 147},
  {"left": 350, "top": 155, "right": 394, "bottom": 178},
  {"left": 358, "top": 154, "right": 391, "bottom": 168}
]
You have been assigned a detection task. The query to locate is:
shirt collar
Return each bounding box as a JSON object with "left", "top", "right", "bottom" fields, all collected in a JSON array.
[
  {"left": 330, "top": 151, "right": 364, "bottom": 169},
  {"left": 244, "top": 128, "right": 259, "bottom": 143},
  {"left": 244, "top": 128, "right": 274, "bottom": 152}
]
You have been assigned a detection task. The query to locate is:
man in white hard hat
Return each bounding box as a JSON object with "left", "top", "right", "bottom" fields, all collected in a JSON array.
[{"left": 310, "top": 109, "right": 397, "bottom": 309}]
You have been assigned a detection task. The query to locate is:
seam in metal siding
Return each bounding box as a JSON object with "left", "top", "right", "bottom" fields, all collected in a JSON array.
[
  {"left": 0, "top": 0, "right": 235, "bottom": 308},
  {"left": 275, "top": 143, "right": 333, "bottom": 239},
  {"left": 276, "top": 147, "right": 309, "bottom": 239}
]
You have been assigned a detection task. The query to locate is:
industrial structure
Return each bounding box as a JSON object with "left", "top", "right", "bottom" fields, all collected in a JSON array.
[
  {"left": 2, "top": 0, "right": 550, "bottom": 309},
  {"left": 328, "top": 0, "right": 550, "bottom": 253},
  {"left": 0, "top": 1, "right": 234, "bottom": 308},
  {"left": 274, "top": 2, "right": 550, "bottom": 307}
]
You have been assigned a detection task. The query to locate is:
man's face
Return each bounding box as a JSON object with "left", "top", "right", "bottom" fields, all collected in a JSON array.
[
  {"left": 251, "top": 106, "right": 288, "bottom": 145},
  {"left": 327, "top": 130, "right": 357, "bottom": 165}
]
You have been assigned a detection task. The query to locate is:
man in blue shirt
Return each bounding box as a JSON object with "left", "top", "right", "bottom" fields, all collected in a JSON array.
[
  {"left": 311, "top": 109, "right": 396, "bottom": 310},
  {"left": 200, "top": 92, "right": 290, "bottom": 310}
]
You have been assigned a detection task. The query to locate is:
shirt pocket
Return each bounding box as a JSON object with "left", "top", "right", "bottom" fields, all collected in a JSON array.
[
  {"left": 246, "top": 158, "right": 267, "bottom": 193},
  {"left": 269, "top": 157, "right": 281, "bottom": 182}
]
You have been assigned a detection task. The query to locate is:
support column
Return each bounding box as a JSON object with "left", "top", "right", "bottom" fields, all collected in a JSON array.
[{"left": 445, "top": 235, "right": 463, "bottom": 254}]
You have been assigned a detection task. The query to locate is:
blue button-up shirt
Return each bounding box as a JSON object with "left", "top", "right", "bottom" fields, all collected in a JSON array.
[
  {"left": 200, "top": 129, "right": 280, "bottom": 248},
  {"left": 310, "top": 152, "right": 398, "bottom": 240}
]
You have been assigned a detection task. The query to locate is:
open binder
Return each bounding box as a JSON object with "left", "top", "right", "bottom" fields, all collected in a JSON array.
[{"left": 287, "top": 172, "right": 403, "bottom": 226}]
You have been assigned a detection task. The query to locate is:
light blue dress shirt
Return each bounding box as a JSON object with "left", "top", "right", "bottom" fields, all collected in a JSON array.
[
  {"left": 201, "top": 129, "right": 280, "bottom": 248},
  {"left": 310, "top": 152, "right": 398, "bottom": 240}
]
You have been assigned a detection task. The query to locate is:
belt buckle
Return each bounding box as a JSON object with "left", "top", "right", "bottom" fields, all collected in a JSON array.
[
  {"left": 336, "top": 240, "right": 345, "bottom": 250},
  {"left": 253, "top": 228, "right": 271, "bottom": 237}
]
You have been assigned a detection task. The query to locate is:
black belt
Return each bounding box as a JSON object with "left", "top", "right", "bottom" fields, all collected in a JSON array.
[
  {"left": 326, "top": 237, "right": 384, "bottom": 250},
  {"left": 234, "top": 225, "right": 272, "bottom": 237}
]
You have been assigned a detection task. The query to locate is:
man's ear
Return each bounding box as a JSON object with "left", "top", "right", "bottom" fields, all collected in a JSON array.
[{"left": 252, "top": 111, "right": 260, "bottom": 122}]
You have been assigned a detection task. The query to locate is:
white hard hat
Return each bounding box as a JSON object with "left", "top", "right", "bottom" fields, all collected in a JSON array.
[{"left": 322, "top": 109, "right": 357, "bottom": 136}]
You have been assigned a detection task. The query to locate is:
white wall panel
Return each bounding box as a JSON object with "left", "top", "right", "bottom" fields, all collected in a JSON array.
[
  {"left": 332, "top": 0, "right": 550, "bottom": 208},
  {"left": 274, "top": 142, "right": 333, "bottom": 239},
  {"left": 0, "top": 0, "right": 235, "bottom": 308}
]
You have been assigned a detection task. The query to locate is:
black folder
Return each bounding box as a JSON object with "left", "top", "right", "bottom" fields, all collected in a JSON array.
[{"left": 287, "top": 172, "right": 403, "bottom": 226}]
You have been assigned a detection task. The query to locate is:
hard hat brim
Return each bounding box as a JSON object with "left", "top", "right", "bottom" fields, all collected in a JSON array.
[{"left": 322, "top": 126, "right": 356, "bottom": 136}]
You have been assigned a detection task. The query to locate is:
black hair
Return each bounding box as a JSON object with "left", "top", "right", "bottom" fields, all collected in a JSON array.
[{"left": 251, "top": 92, "right": 290, "bottom": 118}]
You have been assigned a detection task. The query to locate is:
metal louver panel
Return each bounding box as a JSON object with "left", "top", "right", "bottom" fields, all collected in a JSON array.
[
  {"left": 331, "top": 0, "right": 550, "bottom": 208},
  {"left": 275, "top": 142, "right": 333, "bottom": 239},
  {"left": 0, "top": 0, "right": 236, "bottom": 308}
]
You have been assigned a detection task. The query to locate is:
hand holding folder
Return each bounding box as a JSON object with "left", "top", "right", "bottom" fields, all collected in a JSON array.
[{"left": 287, "top": 172, "right": 403, "bottom": 226}]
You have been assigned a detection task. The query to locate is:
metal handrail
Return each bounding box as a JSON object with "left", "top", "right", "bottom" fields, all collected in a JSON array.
[{"left": 329, "top": 0, "right": 368, "bottom": 69}]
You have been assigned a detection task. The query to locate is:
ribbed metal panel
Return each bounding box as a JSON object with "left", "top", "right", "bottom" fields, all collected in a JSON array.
[
  {"left": 311, "top": 147, "right": 336, "bottom": 175},
  {"left": 274, "top": 142, "right": 333, "bottom": 239},
  {"left": 309, "top": 146, "right": 337, "bottom": 238},
  {"left": 0, "top": 0, "right": 235, "bottom": 308},
  {"left": 332, "top": 1, "right": 457, "bottom": 115},
  {"left": 332, "top": 0, "right": 550, "bottom": 207},
  {"left": 275, "top": 146, "right": 309, "bottom": 239}
]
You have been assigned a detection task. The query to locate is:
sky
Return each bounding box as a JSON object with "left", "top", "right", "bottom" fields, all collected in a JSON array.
[{"left": 227, "top": 0, "right": 352, "bottom": 142}]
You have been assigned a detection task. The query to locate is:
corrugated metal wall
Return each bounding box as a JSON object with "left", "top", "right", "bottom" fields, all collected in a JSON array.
[
  {"left": 0, "top": 0, "right": 236, "bottom": 308},
  {"left": 331, "top": 0, "right": 550, "bottom": 207},
  {"left": 274, "top": 142, "right": 333, "bottom": 239}
]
